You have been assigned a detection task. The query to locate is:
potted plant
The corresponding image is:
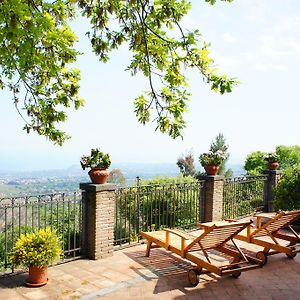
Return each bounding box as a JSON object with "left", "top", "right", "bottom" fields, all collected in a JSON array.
[
  {"left": 263, "top": 152, "right": 280, "bottom": 170},
  {"left": 80, "top": 148, "right": 111, "bottom": 184},
  {"left": 10, "top": 228, "right": 62, "bottom": 287},
  {"left": 199, "top": 150, "right": 226, "bottom": 175}
]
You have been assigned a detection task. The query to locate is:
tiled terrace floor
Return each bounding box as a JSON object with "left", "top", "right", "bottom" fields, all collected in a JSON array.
[{"left": 1, "top": 242, "right": 300, "bottom": 300}]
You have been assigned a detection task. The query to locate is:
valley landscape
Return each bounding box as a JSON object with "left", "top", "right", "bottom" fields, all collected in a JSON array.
[{"left": 0, "top": 163, "right": 244, "bottom": 197}]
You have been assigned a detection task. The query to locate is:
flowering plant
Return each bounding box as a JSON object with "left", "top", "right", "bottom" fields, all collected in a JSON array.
[
  {"left": 80, "top": 148, "right": 111, "bottom": 170},
  {"left": 199, "top": 150, "right": 226, "bottom": 167},
  {"left": 263, "top": 152, "right": 279, "bottom": 163},
  {"left": 10, "top": 228, "right": 62, "bottom": 268}
]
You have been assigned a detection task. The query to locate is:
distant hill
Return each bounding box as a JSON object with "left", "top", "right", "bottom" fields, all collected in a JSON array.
[
  {"left": 0, "top": 162, "right": 245, "bottom": 181},
  {"left": 0, "top": 162, "right": 245, "bottom": 197}
]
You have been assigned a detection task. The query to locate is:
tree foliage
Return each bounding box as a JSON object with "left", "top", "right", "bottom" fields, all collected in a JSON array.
[
  {"left": 115, "top": 175, "right": 199, "bottom": 244},
  {"left": 108, "top": 168, "right": 126, "bottom": 185},
  {"left": 276, "top": 145, "right": 300, "bottom": 170},
  {"left": 1, "top": 0, "right": 237, "bottom": 144},
  {"left": 177, "top": 151, "right": 196, "bottom": 176},
  {"left": 244, "top": 145, "right": 300, "bottom": 175},
  {"left": 205, "top": 0, "right": 234, "bottom": 4},
  {"left": 0, "top": 0, "right": 83, "bottom": 145},
  {"left": 274, "top": 165, "right": 300, "bottom": 211},
  {"left": 244, "top": 151, "right": 267, "bottom": 176},
  {"left": 209, "top": 133, "right": 232, "bottom": 176}
]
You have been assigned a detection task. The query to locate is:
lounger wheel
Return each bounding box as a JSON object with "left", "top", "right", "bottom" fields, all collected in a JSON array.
[
  {"left": 286, "top": 252, "right": 297, "bottom": 259},
  {"left": 256, "top": 251, "right": 268, "bottom": 265},
  {"left": 188, "top": 268, "right": 201, "bottom": 287},
  {"left": 231, "top": 266, "right": 241, "bottom": 278}
]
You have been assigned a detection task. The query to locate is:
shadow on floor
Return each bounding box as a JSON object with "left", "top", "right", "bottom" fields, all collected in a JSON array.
[
  {"left": 124, "top": 248, "right": 225, "bottom": 295},
  {"left": 0, "top": 272, "right": 28, "bottom": 288},
  {"left": 123, "top": 247, "right": 299, "bottom": 299}
]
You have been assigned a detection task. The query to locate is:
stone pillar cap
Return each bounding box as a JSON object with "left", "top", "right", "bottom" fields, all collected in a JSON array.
[
  {"left": 199, "top": 175, "right": 225, "bottom": 181},
  {"left": 80, "top": 183, "right": 116, "bottom": 192}
]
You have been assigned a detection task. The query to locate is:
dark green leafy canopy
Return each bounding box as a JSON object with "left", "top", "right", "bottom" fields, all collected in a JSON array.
[
  {"left": 244, "top": 145, "right": 300, "bottom": 175},
  {"left": 275, "top": 165, "right": 300, "bottom": 211},
  {"left": 1, "top": 0, "right": 237, "bottom": 144},
  {"left": 244, "top": 151, "right": 267, "bottom": 176},
  {"left": 276, "top": 145, "right": 300, "bottom": 170}
]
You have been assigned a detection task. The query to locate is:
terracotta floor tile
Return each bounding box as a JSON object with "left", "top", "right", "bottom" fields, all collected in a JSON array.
[{"left": 2, "top": 243, "right": 300, "bottom": 299}]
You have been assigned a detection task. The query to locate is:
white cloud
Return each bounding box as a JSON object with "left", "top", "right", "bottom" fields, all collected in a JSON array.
[
  {"left": 212, "top": 52, "right": 241, "bottom": 70},
  {"left": 253, "top": 63, "right": 286, "bottom": 72},
  {"left": 288, "top": 40, "right": 300, "bottom": 52},
  {"left": 242, "top": 52, "right": 257, "bottom": 61},
  {"left": 246, "top": 2, "right": 267, "bottom": 24},
  {"left": 260, "top": 35, "right": 291, "bottom": 58},
  {"left": 222, "top": 32, "right": 238, "bottom": 44},
  {"left": 272, "top": 15, "right": 300, "bottom": 33}
]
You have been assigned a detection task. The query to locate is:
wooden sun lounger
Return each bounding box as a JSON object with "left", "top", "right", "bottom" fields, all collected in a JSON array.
[
  {"left": 232, "top": 210, "right": 300, "bottom": 265},
  {"left": 141, "top": 220, "right": 262, "bottom": 286}
]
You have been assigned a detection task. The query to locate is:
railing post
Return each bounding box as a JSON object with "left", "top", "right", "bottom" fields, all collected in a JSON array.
[
  {"left": 136, "top": 176, "right": 141, "bottom": 241},
  {"left": 200, "top": 175, "right": 224, "bottom": 222},
  {"left": 80, "top": 183, "right": 116, "bottom": 260},
  {"left": 263, "top": 170, "right": 282, "bottom": 212}
]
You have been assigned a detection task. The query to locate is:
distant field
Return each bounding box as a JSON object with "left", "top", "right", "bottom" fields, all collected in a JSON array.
[
  {"left": 0, "top": 178, "right": 138, "bottom": 198},
  {"left": 0, "top": 180, "right": 81, "bottom": 197},
  {"left": 0, "top": 184, "right": 21, "bottom": 197},
  {"left": 0, "top": 179, "right": 137, "bottom": 197},
  {"left": 0, "top": 163, "right": 245, "bottom": 197}
]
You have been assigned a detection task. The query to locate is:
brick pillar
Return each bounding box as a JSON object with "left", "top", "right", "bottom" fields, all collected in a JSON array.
[
  {"left": 200, "top": 175, "right": 224, "bottom": 222},
  {"left": 263, "top": 170, "right": 282, "bottom": 212},
  {"left": 80, "top": 183, "right": 116, "bottom": 260}
]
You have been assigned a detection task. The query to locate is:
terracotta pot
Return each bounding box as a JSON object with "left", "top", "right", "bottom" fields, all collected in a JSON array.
[
  {"left": 25, "top": 266, "right": 48, "bottom": 287},
  {"left": 204, "top": 165, "right": 219, "bottom": 176},
  {"left": 268, "top": 162, "right": 279, "bottom": 170},
  {"left": 88, "top": 168, "right": 109, "bottom": 184}
]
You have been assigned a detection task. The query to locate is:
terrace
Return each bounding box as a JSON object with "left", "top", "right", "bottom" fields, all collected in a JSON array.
[
  {"left": 1, "top": 170, "right": 299, "bottom": 299},
  {"left": 1, "top": 242, "right": 300, "bottom": 300}
]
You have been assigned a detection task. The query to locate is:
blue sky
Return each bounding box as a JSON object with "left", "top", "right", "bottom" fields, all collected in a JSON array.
[{"left": 1, "top": 0, "right": 300, "bottom": 171}]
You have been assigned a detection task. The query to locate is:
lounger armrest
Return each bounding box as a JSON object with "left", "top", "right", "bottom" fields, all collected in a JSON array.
[
  {"left": 163, "top": 228, "right": 191, "bottom": 256},
  {"left": 197, "top": 220, "right": 245, "bottom": 229},
  {"left": 163, "top": 228, "right": 191, "bottom": 240},
  {"left": 252, "top": 213, "right": 276, "bottom": 228},
  {"left": 224, "top": 219, "right": 238, "bottom": 223}
]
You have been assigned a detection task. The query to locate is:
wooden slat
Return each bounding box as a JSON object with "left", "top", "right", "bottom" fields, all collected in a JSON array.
[
  {"left": 203, "top": 230, "right": 243, "bottom": 238},
  {"left": 252, "top": 229, "right": 268, "bottom": 237},
  {"left": 221, "top": 264, "right": 259, "bottom": 274},
  {"left": 198, "top": 220, "right": 251, "bottom": 230},
  {"left": 187, "top": 222, "right": 249, "bottom": 251},
  {"left": 252, "top": 211, "right": 300, "bottom": 238},
  {"left": 141, "top": 221, "right": 261, "bottom": 280},
  {"left": 188, "top": 244, "right": 201, "bottom": 252},
  {"left": 163, "top": 228, "right": 194, "bottom": 240}
]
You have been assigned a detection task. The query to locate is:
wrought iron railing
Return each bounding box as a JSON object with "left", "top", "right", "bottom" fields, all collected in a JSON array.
[
  {"left": 0, "top": 174, "right": 271, "bottom": 272},
  {"left": 0, "top": 192, "right": 82, "bottom": 275},
  {"left": 223, "top": 176, "right": 267, "bottom": 219},
  {"left": 114, "top": 181, "right": 203, "bottom": 248}
]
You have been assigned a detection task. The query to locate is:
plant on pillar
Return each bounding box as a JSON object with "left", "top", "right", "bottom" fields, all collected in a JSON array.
[
  {"left": 199, "top": 150, "right": 226, "bottom": 175},
  {"left": 263, "top": 152, "right": 280, "bottom": 170},
  {"left": 80, "top": 148, "right": 111, "bottom": 184}
]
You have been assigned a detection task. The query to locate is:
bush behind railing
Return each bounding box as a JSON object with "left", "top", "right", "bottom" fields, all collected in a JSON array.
[
  {"left": 0, "top": 192, "right": 82, "bottom": 273},
  {"left": 114, "top": 177, "right": 202, "bottom": 246},
  {"left": 223, "top": 175, "right": 267, "bottom": 219}
]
